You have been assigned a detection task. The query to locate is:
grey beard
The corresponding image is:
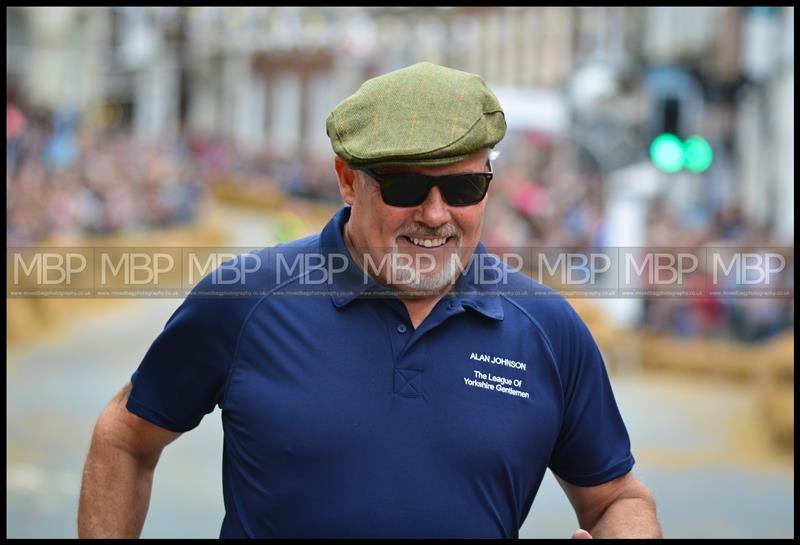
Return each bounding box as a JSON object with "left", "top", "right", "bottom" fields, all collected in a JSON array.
[{"left": 387, "top": 243, "right": 464, "bottom": 295}]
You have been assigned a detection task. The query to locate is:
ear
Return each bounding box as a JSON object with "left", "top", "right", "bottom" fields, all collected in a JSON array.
[{"left": 334, "top": 156, "right": 357, "bottom": 205}]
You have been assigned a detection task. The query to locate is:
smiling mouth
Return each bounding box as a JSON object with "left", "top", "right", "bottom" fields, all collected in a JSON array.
[{"left": 401, "top": 236, "right": 454, "bottom": 248}]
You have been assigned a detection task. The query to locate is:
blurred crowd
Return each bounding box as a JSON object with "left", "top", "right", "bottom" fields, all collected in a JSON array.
[
  {"left": 482, "top": 137, "right": 605, "bottom": 250},
  {"left": 642, "top": 199, "right": 793, "bottom": 343},
  {"left": 5, "top": 97, "right": 346, "bottom": 249},
  {"left": 479, "top": 132, "right": 793, "bottom": 343},
  {"left": 7, "top": 101, "right": 203, "bottom": 245}
]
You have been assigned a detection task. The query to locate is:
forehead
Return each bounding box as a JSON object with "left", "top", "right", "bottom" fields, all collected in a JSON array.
[{"left": 374, "top": 149, "right": 489, "bottom": 176}]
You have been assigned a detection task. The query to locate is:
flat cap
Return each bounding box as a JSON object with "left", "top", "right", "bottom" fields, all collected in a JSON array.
[{"left": 326, "top": 62, "right": 506, "bottom": 169}]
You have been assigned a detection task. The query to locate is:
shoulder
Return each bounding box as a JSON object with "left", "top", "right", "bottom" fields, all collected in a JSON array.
[
  {"left": 499, "top": 268, "right": 586, "bottom": 335},
  {"left": 177, "top": 233, "right": 323, "bottom": 332},
  {"left": 496, "top": 267, "right": 597, "bottom": 364}
]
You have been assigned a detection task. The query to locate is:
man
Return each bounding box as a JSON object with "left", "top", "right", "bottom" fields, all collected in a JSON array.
[{"left": 79, "top": 62, "right": 661, "bottom": 538}]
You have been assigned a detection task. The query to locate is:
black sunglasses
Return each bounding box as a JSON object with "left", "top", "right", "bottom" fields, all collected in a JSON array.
[{"left": 360, "top": 160, "right": 493, "bottom": 208}]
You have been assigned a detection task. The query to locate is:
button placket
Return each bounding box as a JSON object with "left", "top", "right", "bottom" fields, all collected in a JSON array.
[{"left": 393, "top": 332, "right": 425, "bottom": 398}]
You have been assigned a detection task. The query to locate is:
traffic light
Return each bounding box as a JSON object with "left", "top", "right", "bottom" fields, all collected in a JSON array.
[
  {"left": 649, "top": 95, "right": 714, "bottom": 174},
  {"left": 683, "top": 136, "right": 714, "bottom": 173},
  {"left": 650, "top": 133, "right": 713, "bottom": 174},
  {"left": 649, "top": 133, "right": 684, "bottom": 173}
]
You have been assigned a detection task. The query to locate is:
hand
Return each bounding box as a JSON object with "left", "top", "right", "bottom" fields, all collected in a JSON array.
[{"left": 571, "top": 529, "right": 593, "bottom": 539}]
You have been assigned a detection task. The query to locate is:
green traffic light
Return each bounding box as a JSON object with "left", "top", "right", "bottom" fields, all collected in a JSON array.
[
  {"left": 650, "top": 133, "right": 684, "bottom": 173},
  {"left": 684, "top": 136, "right": 714, "bottom": 172}
]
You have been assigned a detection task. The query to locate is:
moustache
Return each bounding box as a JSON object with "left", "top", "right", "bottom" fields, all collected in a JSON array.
[{"left": 396, "top": 224, "right": 462, "bottom": 239}]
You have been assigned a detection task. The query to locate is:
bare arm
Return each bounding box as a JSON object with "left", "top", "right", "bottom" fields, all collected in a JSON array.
[
  {"left": 557, "top": 472, "right": 662, "bottom": 538},
  {"left": 78, "top": 381, "right": 181, "bottom": 538}
]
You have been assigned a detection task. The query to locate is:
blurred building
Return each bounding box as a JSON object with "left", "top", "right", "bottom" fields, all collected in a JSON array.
[{"left": 6, "top": 7, "right": 794, "bottom": 241}]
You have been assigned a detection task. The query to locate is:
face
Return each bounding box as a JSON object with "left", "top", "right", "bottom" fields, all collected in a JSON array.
[{"left": 335, "top": 149, "right": 490, "bottom": 298}]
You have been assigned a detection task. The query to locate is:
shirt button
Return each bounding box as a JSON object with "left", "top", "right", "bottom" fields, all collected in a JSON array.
[{"left": 396, "top": 324, "right": 408, "bottom": 334}]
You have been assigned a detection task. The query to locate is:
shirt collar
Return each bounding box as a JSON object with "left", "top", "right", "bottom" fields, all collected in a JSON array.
[{"left": 319, "top": 206, "right": 504, "bottom": 321}]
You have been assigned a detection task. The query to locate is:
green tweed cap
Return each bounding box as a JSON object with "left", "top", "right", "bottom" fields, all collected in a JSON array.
[{"left": 326, "top": 62, "right": 506, "bottom": 169}]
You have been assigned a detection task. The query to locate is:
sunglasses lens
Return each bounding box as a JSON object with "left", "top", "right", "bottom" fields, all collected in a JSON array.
[
  {"left": 379, "top": 176, "right": 431, "bottom": 207},
  {"left": 372, "top": 172, "right": 491, "bottom": 207},
  {"left": 440, "top": 174, "right": 490, "bottom": 206}
]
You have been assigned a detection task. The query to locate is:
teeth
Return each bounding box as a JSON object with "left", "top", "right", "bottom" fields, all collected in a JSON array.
[{"left": 410, "top": 237, "right": 447, "bottom": 248}]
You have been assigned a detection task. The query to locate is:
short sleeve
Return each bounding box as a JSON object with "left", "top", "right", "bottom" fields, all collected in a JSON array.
[
  {"left": 126, "top": 293, "right": 244, "bottom": 433},
  {"left": 547, "top": 304, "right": 635, "bottom": 486}
]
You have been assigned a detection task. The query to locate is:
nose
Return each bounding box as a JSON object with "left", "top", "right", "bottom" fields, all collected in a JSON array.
[{"left": 414, "top": 186, "right": 452, "bottom": 228}]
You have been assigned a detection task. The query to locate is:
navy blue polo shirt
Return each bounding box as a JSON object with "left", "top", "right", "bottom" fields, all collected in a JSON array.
[{"left": 127, "top": 206, "right": 634, "bottom": 538}]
